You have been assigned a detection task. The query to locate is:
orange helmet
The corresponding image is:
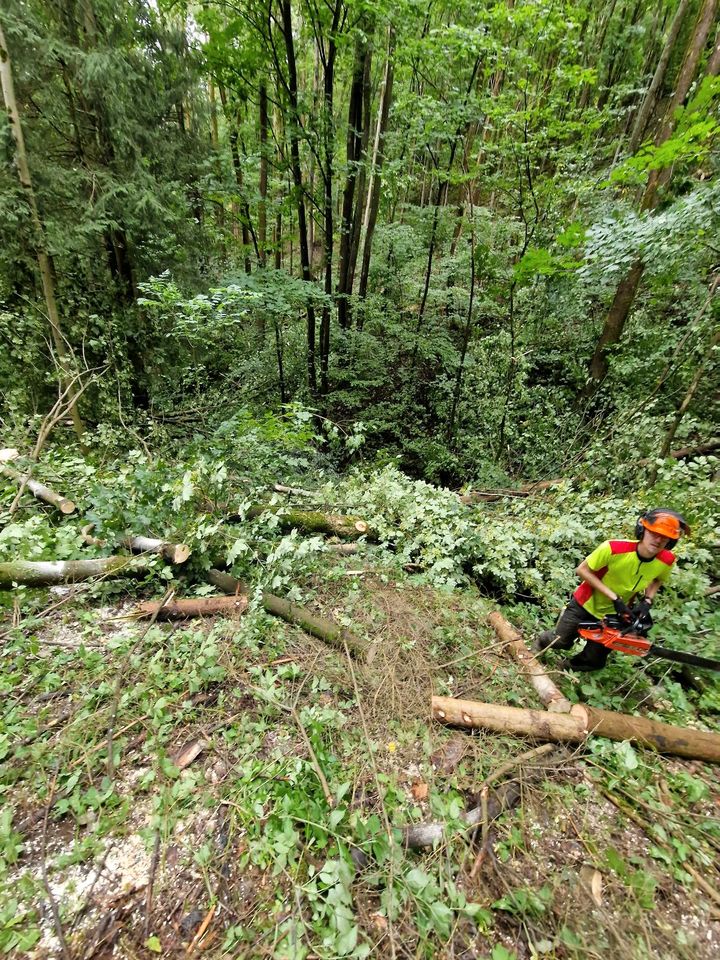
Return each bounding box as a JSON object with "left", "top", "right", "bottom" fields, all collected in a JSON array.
[{"left": 638, "top": 508, "right": 690, "bottom": 544}]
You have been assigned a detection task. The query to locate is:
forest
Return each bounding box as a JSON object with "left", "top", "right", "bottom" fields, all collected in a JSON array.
[{"left": 1, "top": 0, "right": 719, "bottom": 957}]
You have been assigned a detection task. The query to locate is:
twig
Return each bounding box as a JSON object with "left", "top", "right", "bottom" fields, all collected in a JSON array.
[
  {"left": 481, "top": 742, "right": 556, "bottom": 789},
  {"left": 186, "top": 903, "right": 217, "bottom": 954},
  {"left": 106, "top": 588, "right": 174, "bottom": 780},
  {"left": 601, "top": 787, "right": 720, "bottom": 906},
  {"left": 143, "top": 828, "right": 162, "bottom": 939},
  {"left": 291, "top": 706, "right": 333, "bottom": 807},
  {"left": 41, "top": 767, "right": 72, "bottom": 960}
]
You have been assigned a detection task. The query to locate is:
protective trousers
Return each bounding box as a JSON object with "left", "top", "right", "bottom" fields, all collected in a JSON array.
[{"left": 537, "top": 598, "right": 610, "bottom": 671}]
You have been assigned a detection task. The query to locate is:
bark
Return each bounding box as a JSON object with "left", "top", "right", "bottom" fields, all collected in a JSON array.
[
  {"left": 318, "top": 0, "right": 341, "bottom": 393},
  {"left": 358, "top": 27, "right": 394, "bottom": 307},
  {"left": 279, "top": 0, "right": 318, "bottom": 394},
  {"left": 488, "top": 612, "right": 573, "bottom": 713},
  {"left": 230, "top": 505, "right": 376, "bottom": 541},
  {"left": 0, "top": 556, "right": 150, "bottom": 587},
  {"left": 0, "top": 465, "right": 76, "bottom": 514},
  {"left": 258, "top": 82, "right": 269, "bottom": 270},
  {"left": 583, "top": 0, "right": 718, "bottom": 396},
  {"left": 123, "top": 536, "right": 192, "bottom": 565},
  {"left": 81, "top": 527, "right": 191, "bottom": 564},
  {"left": 432, "top": 697, "right": 720, "bottom": 764},
  {"left": 0, "top": 21, "right": 84, "bottom": 440},
  {"left": 337, "top": 26, "right": 371, "bottom": 330},
  {"left": 628, "top": 0, "right": 691, "bottom": 154},
  {"left": 136, "top": 595, "right": 248, "bottom": 620},
  {"left": 207, "top": 569, "right": 369, "bottom": 660}
]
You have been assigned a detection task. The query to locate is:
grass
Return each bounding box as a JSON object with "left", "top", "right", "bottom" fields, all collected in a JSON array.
[{"left": 2, "top": 558, "right": 720, "bottom": 959}]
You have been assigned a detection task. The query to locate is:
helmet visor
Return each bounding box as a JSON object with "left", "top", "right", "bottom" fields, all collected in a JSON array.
[{"left": 641, "top": 514, "right": 681, "bottom": 540}]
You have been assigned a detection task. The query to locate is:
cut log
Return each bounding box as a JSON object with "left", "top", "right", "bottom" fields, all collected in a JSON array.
[
  {"left": 123, "top": 535, "right": 191, "bottom": 565},
  {"left": 433, "top": 696, "right": 586, "bottom": 742},
  {"left": 488, "top": 611, "right": 572, "bottom": 713},
  {"left": 432, "top": 696, "right": 720, "bottom": 764},
  {"left": 0, "top": 464, "right": 76, "bottom": 514},
  {"left": 0, "top": 448, "right": 19, "bottom": 462},
  {"left": 0, "top": 556, "right": 150, "bottom": 587},
  {"left": 136, "top": 595, "right": 248, "bottom": 619},
  {"left": 233, "top": 505, "right": 377, "bottom": 541},
  {"left": 207, "top": 568, "right": 369, "bottom": 660},
  {"left": 81, "top": 526, "right": 190, "bottom": 564},
  {"left": 459, "top": 479, "right": 562, "bottom": 504},
  {"left": 580, "top": 704, "right": 720, "bottom": 764}
]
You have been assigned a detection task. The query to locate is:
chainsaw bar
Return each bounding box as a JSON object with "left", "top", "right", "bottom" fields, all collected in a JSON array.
[{"left": 577, "top": 621, "right": 720, "bottom": 672}]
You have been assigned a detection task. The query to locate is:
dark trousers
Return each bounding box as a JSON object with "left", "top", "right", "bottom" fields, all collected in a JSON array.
[{"left": 537, "top": 598, "right": 610, "bottom": 670}]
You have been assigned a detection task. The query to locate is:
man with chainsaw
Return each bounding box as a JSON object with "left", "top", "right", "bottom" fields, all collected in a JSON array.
[{"left": 536, "top": 508, "right": 689, "bottom": 671}]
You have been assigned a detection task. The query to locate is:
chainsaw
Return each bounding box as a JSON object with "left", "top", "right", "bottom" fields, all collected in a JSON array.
[{"left": 578, "top": 615, "right": 720, "bottom": 672}]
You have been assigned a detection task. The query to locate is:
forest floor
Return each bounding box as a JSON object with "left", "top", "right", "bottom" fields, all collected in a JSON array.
[{"left": 3, "top": 555, "right": 720, "bottom": 960}]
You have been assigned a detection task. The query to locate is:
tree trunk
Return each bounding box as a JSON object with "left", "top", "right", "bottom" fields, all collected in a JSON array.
[
  {"left": 279, "top": 0, "right": 318, "bottom": 394},
  {"left": 0, "top": 465, "right": 76, "bottom": 514},
  {"left": 258, "top": 81, "right": 269, "bottom": 273},
  {"left": 488, "top": 612, "right": 573, "bottom": 713},
  {"left": 337, "top": 26, "right": 371, "bottom": 330},
  {"left": 432, "top": 696, "right": 720, "bottom": 763},
  {"left": 628, "top": 0, "right": 691, "bottom": 154},
  {"left": 207, "top": 569, "right": 369, "bottom": 659},
  {"left": 358, "top": 28, "right": 395, "bottom": 308},
  {"left": 318, "top": 0, "right": 341, "bottom": 394},
  {"left": 136, "top": 595, "right": 248, "bottom": 619},
  {"left": 123, "top": 536, "right": 192, "bottom": 565},
  {"left": 0, "top": 556, "right": 150, "bottom": 587},
  {"left": 0, "top": 21, "right": 84, "bottom": 440},
  {"left": 236, "top": 505, "right": 376, "bottom": 541}
]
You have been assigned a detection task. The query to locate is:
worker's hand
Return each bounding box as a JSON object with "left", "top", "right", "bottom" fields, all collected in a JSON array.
[
  {"left": 612, "top": 597, "right": 632, "bottom": 620},
  {"left": 631, "top": 599, "right": 653, "bottom": 633}
]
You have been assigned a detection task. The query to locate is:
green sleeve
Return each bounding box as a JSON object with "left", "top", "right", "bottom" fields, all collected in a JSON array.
[{"left": 584, "top": 541, "right": 612, "bottom": 571}]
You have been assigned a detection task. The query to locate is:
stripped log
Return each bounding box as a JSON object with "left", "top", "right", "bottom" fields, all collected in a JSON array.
[
  {"left": 136, "top": 595, "right": 248, "bottom": 619},
  {"left": 207, "top": 569, "right": 369, "bottom": 660},
  {"left": 0, "top": 464, "right": 76, "bottom": 515},
  {"left": 0, "top": 556, "right": 150, "bottom": 587},
  {"left": 488, "top": 611, "right": 572, "bottom": 713},
  {"left": 230, "top": 505, "right": 377, "bottom": 542},
  {"left": 432, "top": 696, "right": 720, "bottom": 764}
]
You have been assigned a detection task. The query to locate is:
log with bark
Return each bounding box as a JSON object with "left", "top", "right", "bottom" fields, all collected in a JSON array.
[
  {"left": 0, "top": 556, "right": 150, "bottom": 587},
  {"left": 235, "top": 505, "right": 377, "bottom": 541},
  {"left": 488, "top": 611, "right": 572, "bottom": 713},
  {"left": 207, "top": 569, "right": 370, "bottom": 660},
  {"left": 81, "top": 526, "right": 191, "bottom": 564},
  {"left": 459, "top": 479, "right": 562, "bottom": 504},
  {"left": 1, "top": 464, "right": 76, "bottom": 515},
  {"left": 136, "top": 595, "right": 248, "bottom": 620},
  {"left": 432, "top": 696, "right": 720, "bottom": 764}
]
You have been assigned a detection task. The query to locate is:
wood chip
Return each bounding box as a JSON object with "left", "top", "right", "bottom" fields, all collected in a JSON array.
[
  {"left": 172, "top": 739, "right": 209, "bottom": 770},
  {"left": 431, "top": 737, "right": 466, "bottom": 775},
  {"left": 410, "top": 781, "right": 429, "bottom": 801}
]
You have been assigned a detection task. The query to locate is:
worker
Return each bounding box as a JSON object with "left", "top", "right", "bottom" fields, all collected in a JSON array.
[{"left": 535, "top": 508, "right": 689, "bottom": 671}]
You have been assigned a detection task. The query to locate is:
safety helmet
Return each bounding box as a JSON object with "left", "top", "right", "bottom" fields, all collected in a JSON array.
[{"left": 635, "top": 508, "right": 690, "bottom": 549}]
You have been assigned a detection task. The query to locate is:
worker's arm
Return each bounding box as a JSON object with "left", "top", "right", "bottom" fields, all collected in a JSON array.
[
  {"left": 575, "top": 560, "right": 619, "bottom": 602},
  {"left": 642, "top": 578, "right": 663, "bottom": 603}
]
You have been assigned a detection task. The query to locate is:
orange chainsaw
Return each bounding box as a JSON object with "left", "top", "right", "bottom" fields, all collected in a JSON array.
[{"left": 578, "top": 616, "right": 720, "bottom": 671}]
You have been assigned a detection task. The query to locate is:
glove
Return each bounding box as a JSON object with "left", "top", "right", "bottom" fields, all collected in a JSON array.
[
  {"left": 631, "top": 599, "right": 653, "bottom": 634},
  {"left": 612, "top": 597, "right": 633, "bottom": 620}
]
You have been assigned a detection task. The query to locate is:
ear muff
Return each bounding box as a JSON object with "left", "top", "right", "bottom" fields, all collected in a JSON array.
[{"left": 636, "top": 508, "right": 690, "bottom": 550}]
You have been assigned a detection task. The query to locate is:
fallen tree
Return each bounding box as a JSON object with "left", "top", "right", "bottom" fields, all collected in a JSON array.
[
  {"left": 488, "top": 611, "right": 572, "bottom": 714},
  {"left": 136, "top": 595, "right": 248, "bottom": 619},
  {"left": 432, "top": 696, "right": 720, "bottom": 764},
  {"left": 459, "top": 479, "right": 561, "bottom": 504},
  {"left": 0, "top": 556, "right": 150, "bottom": 587},
  {"left": 0, "top": 463, "right": 76, "bottom": 515},
  {"left": 81, "top": 526, "right": 191, "bottom": 564},
  {"left": 207, "top": 569, "right": 370, "bottom": 660},
  {"left": 230, "top": 505, "right": 377, "bottom": 541}
]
